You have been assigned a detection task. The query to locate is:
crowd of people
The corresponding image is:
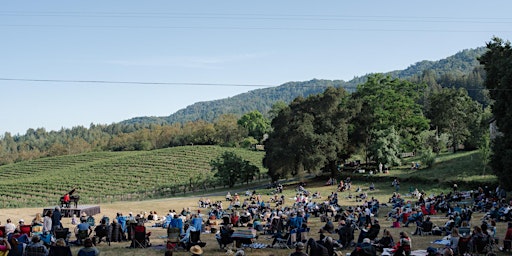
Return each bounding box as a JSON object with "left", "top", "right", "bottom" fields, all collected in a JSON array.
[{"left": 2, "top": 179, "right": 512, "bottom": 256}]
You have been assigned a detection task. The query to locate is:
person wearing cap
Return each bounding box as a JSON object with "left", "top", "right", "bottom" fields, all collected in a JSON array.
[
  {"left": 289, "top": 242, "right": 307, "bottom": 256},
  {"left": 189, "top": 245, "right": 203, "bottom": 256}
]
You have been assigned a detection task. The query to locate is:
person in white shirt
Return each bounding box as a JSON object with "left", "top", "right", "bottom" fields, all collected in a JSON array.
[{"left": 4, "top": 219, "right": 16, "bottom": 236}]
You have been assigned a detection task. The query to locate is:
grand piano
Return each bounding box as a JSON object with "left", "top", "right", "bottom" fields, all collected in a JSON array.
[{"left": 60, "top": 188, "right": 80, "bottom": 208}]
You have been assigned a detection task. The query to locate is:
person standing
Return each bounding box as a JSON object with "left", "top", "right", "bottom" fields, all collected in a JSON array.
[
  {"left": 43, "top": 211, "right": 52, "bottom": 234},
  {"left": 51, "top": 207, "right": 62, "bottom": 233}
]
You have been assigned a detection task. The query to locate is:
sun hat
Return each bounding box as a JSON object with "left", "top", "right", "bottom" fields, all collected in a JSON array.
[
  {"left": 296, "top": 242, "right": 305, "bottom": 250},
  {"left": 190, "top": 245, "right": 203, "bottom": 255}
]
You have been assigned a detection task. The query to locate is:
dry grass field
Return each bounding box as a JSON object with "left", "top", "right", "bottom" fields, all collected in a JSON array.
[{"left": 1, "top": 179, "right": 509, "bottom": 256}]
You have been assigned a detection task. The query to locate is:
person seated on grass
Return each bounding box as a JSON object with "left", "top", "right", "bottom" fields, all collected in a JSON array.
[
  {"left": 374, "top": 229, "right": 394, "bottom": 252},
  {"left": 0, "top": 237, "right": 12, "bottom": 256},
  {"left": 404, "top": 208, "right": 423, "bottom": 227},
  {"left": 74, "top": 218, "right": 93, "bottom": 244},
  {"left": 351, "top": 238, "right": 376, "bottom": 256},
  {"left": 367, "top": 219, "right": 381, "bottom": 241},
  {"left": 24, "top": 235, "right": 49, "bottom": 256},
  {"left": 289, "top": 242, "right": 307, "bottom": 256},
  {"left": 392, "top": 231, "right": 411, "bottom": 256},
  {"left": 179, "top": 223, "right": 196, "bottom": 249},
  {"left": 49, "top": 238, "right": 72, "bottom": 256},
  {"left": 92, "top": 219, "right": 108, "bottom": 245},
  {"left": 77, "top": 238, "right": 99, "bottom": 256}
]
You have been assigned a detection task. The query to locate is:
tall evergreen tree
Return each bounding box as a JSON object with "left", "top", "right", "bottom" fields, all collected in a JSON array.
[{"left": 479, "top": 37, "right": 512, "bottom": 189}]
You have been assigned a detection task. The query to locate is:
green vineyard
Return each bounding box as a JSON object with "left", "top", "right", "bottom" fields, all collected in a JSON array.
[{"left": 0, "top": 146, "right": 266, "bottom": 208}]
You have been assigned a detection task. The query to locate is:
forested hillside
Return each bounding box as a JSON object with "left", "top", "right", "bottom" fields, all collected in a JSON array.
[
  {"left": 122, "top": 47, "right": 488, "bottom": 125},
  {"left": 0, "top": 46, "right": 490, "bottom": 165}
]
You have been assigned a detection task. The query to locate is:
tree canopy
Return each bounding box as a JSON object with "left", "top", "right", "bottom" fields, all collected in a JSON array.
[
  {"left": 479, "top": 37, "right": 512, "bottom": 189},
  {"left": 263, "top": 86, "right": 354, "bottom": 180}
]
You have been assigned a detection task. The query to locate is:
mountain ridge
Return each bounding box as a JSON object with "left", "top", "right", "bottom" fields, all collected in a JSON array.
[{"left": 121, "top": 46, "right": 487, "bottom": 125}]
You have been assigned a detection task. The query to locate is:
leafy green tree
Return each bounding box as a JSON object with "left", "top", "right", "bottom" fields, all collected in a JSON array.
[
  {"left": 237, "top": 110, "right": 271, "bottom": 142},
  {"left": 351, "top": 74, "right": 429, "bottom": 161},
  {"left": 210, "top": 151, "right": 259, "bottom": 188},
  {"left": 420, "top": 148, "right": 437, "bottom": 168},
  {"left": 213, "top": 114, "right": 247, "bottom": 147},
  {"left": 426, "top": 87, "right": 482, "bottom": 152},
  {"left": 368, "top": 126, "right": 401, "bottom": 166},
  {"left": 264, "top": 86, "right": 354, "bottom": 180},
  {"left": 479, "top": 37, "right": 512, "bottom": 189},
  {"left": 417, "top": 130, "right": 448, "bottom": 153}
]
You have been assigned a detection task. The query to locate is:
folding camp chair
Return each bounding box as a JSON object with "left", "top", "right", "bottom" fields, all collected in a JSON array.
[
  {"left": 54, "top": 228, "right": 70, "bottom": 245},
  {"left": 216, "top": 225, "right": 234, "bottom": 249},
  {"left": 186, "top": 230, "right": 206, "bottom": 250},
  {"left": 19, "top": 225, "right": 32, "bottom": 236},
  {"left": 93, "top": 224, "right": 111, "bottom": 246},
  {"left": 275, "top": 231, "right": 291, "bottom": 249},
  {"left": 132, "top": 225, "right": 150, "bottom": 248},
  {"left": 166, "top": 227, "right": 180, "bottom": 251},
  {"left": 76, "top": 229, "right": 89, "bottom": 245}
]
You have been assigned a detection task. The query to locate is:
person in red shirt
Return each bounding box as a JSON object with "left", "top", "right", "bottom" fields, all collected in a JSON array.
[{"left": 63, "top": 193, "right": 70, "bottom": 206}]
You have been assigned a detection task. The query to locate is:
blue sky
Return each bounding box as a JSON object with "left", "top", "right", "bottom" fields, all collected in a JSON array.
[{"left": 1, "top": 1, "right": 511, "bottom": 135}]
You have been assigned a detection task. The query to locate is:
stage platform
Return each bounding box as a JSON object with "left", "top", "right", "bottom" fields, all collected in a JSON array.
[{"left": 43, "top": 205, "right": 101, "bottom": 217}]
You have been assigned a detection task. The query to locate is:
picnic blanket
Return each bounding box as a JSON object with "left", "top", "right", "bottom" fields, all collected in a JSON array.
[{"left": 231, "top": 229, "right": 256, "bottom": 239}]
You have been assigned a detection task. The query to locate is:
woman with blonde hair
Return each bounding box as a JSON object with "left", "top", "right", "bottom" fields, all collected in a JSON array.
[{"left": 32, "top": 213, "right": 43, "bottom": 226}]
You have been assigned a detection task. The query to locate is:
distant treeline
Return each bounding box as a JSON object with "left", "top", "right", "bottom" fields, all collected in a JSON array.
[{"left": 0, "top": 47, "right": 490, "bottom": 165}]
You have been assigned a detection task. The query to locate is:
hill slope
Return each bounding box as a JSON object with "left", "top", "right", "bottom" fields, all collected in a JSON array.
[
  {"left": 0, "top": 146, "right": 265, "bottom": 208},
  {"left": 121, "top": 47, "right": 487, "bottom": 125}
]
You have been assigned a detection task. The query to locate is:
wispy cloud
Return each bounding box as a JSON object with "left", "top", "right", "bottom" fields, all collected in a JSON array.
[{"left": 106, "top": 53, "right": 269, "bottom": 69}]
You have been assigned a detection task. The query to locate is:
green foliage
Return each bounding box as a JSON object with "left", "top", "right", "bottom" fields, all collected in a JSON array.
[
  {"left": 420, "top": 148, "right": 437, "bottom": 168},
  {"left": 417, "top": 130, "right": 448, "bottom": 153},
  {"left": 213, "top": 114, "right": 247, "bottom": 147},
  {"left": 368, "top": 127, "right": 401, "bottom": 166},
  {"left": 210, "top": 151, "right": 260, "bottom": 188},
  {"left": 479, "top": 37, "right": 512, "bottom": 189},
  {"left": 426, "top": 87, "right": 483, "bottom": 152},
  {"left": 240, "top": 137, "right": 258, "bottom": 149},
  {"left": 352, "top": 74, "right": 429, "bottom": 155},
  {"left": 237, "top": 110, "right": 271, "bottom": 142},
  {"left": 264, "top": 87, "right": 354, "bottom": 180}
]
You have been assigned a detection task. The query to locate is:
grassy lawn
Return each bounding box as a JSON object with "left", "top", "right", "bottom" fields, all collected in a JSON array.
[{"left": 0, "top": 149, "right": 506, "bottom": 255}]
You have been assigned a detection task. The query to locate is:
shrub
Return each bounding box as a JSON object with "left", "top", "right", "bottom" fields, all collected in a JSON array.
[{"left": 420, "top": 148, "right": 437, "bottom": 168}]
